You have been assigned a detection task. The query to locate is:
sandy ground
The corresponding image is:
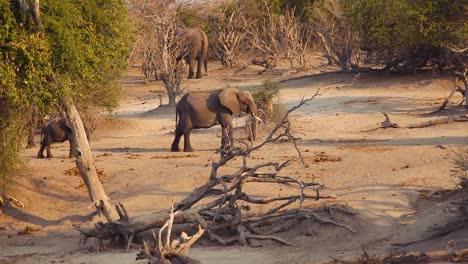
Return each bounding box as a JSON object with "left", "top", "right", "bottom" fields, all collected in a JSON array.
[{"left": 1, "top": 60, "right": 467, "bottom": 264}]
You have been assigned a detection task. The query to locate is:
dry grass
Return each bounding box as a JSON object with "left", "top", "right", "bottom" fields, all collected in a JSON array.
[
  {"left": 150, "top": 154, "right": 198, "bottom": 159},
  {"left": 63, "top": 167, "right": 107, "bottom": 189},
  {"left": 338, "top": 145, "right": 395, "bottom": 152}
]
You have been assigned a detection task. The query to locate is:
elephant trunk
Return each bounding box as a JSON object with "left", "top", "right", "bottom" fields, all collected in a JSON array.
[{"left": 248, "top": 102, "right": 259, "bottom": 142}]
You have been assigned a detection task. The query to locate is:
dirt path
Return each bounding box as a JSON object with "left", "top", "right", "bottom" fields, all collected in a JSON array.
[{"left": 1, "top": 64, "right": 467, "bottom": 263}]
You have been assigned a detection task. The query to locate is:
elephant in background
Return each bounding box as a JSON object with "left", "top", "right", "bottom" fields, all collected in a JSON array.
[
  {"left": 178, "top": 27, "right": 208, "bottom": 79},
  {"left": 171, "top": 88, "right": 260, "bottom": 152},
  {"left": 37, "top": 118, "right": 91, "bottom": 159}
]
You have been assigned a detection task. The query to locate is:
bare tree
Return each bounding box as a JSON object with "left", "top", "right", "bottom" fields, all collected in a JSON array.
[
  {"left": 244, "top": 3, "right": 313, "bottom": 73},
  {"left": 247, "top": 3, "right": 282, "bottom": 72},
  {"left": 311, "top": 0, "right": 361, "bottom": 70},
  {"left": 129, "top": 0, "right": 188, "bottom": 105},
  {"left": 277, "top": 8, "right": 313, "bottom": 71},
  {"left": 209, "top": 1, "right": 250, "bottom": 68}
]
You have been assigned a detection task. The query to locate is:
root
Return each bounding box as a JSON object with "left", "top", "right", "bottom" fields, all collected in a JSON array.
[{"left": 432, "top": 70, "right": 467, "bottom": 114}]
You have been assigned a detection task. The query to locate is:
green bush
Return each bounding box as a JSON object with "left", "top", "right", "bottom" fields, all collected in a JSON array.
[
  {"left": 0, "top": 0, "right": 131, "bottom": 191},
  {"left": 253, "top": 79, "right": 280, "bottom": 118},
  {"left": 345, "top": 0, "right": 467, "bottom": 70}
]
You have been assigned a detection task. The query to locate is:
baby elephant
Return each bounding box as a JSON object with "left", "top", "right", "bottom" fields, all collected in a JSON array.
[{"left": 37, "top": 118, "right": 90, "bottom": 159}]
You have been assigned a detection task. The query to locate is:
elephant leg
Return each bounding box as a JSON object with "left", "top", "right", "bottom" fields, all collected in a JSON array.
[
  {"left": 37, "top": 142, "right": 46, "bottom": 159},
  {"left": 195, "top": 59, "right": 202, "bottom": 79},
  {"left": 46, "top": 142, "right": 53, "bottom": 158},
  {"left": 68, "top": 140, "right": 74, "bottom": 158},
  {"left": 171, "top": 127, "right": 184, "bottom": 152},
  {"left": 221, "top": 127, "right": 230, "bottom": 150},
  {"left": 219, "top": 114, "right": 234, "bottom": 150},
  {"left": 187, "top": 57, "right": 196, "bottom": 79},
  {"left": 228, "top": 127, "right": 234, "bottom": 148},
  {"left": 183, "top": 128, "right": 194, "bottom": 152}
]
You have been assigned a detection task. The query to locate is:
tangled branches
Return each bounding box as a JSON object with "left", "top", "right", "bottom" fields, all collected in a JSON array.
[{"left": 76, "top": 89, "right": 354, "bottom": 256}]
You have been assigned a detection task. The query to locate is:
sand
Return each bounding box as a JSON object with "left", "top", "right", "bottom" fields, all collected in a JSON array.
[{"left": 1, "top": 61, "right": 467, "bottom": 263}]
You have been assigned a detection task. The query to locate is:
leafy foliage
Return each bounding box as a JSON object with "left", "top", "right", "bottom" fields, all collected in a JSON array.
[
  {"left": 0, "top": 0, "right": 131, "bottom": 190},
  {"left": 345, "top": 0, "right": 467, "bottom": 70}
]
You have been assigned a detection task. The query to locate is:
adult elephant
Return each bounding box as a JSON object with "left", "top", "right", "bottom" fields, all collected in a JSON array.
[
  {"left": 171, "top": 88, "right": 260, "bottom": 152},
  {"left": 178, "top": 27, "right": 208, "bottom": 79}
]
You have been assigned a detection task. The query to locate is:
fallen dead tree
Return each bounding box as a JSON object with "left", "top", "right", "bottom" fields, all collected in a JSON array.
[
  {"left": 363, "top": 112, "right": 468, "bottom": 132},
  {"left": 74, "top": 89, "right": 356, "bottom": 253},
  {"left": 136, "top": 205, "right": 204, "bottom": 264},
  {"left": 432, "top": 70, "right": 467, "bottom": 114}
]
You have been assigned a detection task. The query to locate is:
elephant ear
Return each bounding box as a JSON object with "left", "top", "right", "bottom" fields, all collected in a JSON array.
[{"left": 219, "top": 88, "right": 241, "bottom": 115}]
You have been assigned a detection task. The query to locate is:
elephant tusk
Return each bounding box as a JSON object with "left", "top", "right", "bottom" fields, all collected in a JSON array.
[{"left": 253, "top": 115, "right": 262, "bottom": 122}]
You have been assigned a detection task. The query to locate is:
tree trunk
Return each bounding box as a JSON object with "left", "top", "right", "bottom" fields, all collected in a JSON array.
[
  {"left": 168, "top": 92, "right": 177, "bottom": 106},
  {"left": 26, "top": 105, "right": 38, "bottom": 148},
  {"left": 63, "top": 98, "right": 115, "bottom": 222},
  {"left": 167, "top": 89, "right": 177, "bottom": 106},
  {"left": 18, "top": 0, "right": 41, "bottom": 27}
]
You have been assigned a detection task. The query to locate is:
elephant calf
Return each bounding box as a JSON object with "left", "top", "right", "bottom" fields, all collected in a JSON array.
[
  {"left": 171, "top": 88, "right": 260, "bottom": 152},
  {"left": 37, "top": 118, "right": 90, "bottom": 159}
]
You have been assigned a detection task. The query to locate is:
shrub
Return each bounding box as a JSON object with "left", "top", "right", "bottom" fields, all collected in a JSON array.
[{"left": 253, "top": 79, "right": 280, "bottom": 119}]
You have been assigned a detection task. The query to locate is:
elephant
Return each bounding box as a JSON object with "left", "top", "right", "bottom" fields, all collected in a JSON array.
[
  {"left": 171, "top": 88, "right": 261, "bottom": 152},
  {"left": 37, "top": 118, "right": 90, "bottom": 159},
  {"left": 178, "top": 27, "right": 208, "bottom": 79}
]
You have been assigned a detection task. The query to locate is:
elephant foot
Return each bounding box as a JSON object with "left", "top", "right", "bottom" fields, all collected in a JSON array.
[
  {"left": 37, "top": 154, "right": 45, "bottom": 159},
  {"left": 46, "top": 155, "right": 53, "bottom": 159},
  {"left": 171, "top": 146, "right": 180, "bottom": 152},
  {"left": 184, "top": 147, "right": 194, "bottom": 152},
  {"left": 195, "top": 74, "right": 202, "bottom": 79}
]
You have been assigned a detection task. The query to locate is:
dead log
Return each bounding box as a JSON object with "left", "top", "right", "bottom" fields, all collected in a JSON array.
[
  {"left": 406, "top": 114, "right": 468, "bottom": 129},
  {"left": 136, "top": 205, "right": 204, "bottom": 264},
  {"left": 363, "top": 112, "right": 468, "bottom": 132},
  {"left": 361, "top": 112, "right": 399, "bottom": 132},
  {"left": 63, "top": 98, "right": 116, "bottom": 222}
]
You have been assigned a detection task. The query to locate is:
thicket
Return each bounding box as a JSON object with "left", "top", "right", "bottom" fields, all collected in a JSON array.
[
  {"left": 0, "top": 0, "right": 131, "bottom": 190},
  {"left": 345, "top": 0, "right": 467, "bottom": 71},
  {"left": 175, "top": 0, "right": 466, "bottom": 71}
]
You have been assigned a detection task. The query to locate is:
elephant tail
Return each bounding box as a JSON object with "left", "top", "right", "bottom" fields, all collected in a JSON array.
[{"left": 201, "top": 30, "right": 208, "bottom": 73}]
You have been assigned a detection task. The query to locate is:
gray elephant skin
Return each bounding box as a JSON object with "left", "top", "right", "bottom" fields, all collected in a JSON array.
[
  {"left": 178, "top": 27, "right": 208, "bottom": 79},
  {"left": 37, "top": 118, "right": 90, "bottom": 159},
  {"left": 171, "top": 88, "right": 259, "bottom": 152}
]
